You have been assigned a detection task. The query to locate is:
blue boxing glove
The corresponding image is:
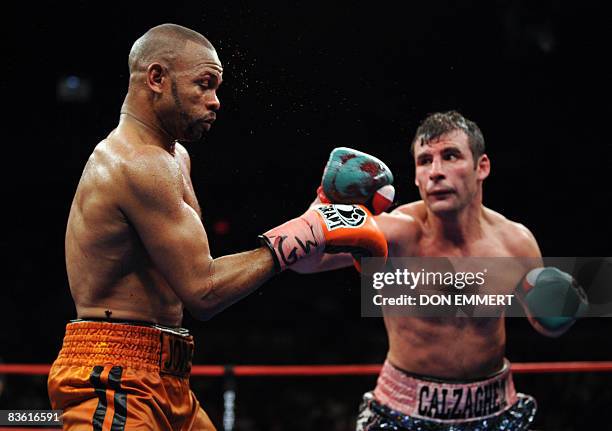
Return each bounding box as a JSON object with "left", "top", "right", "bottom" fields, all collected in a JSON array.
[
  {"left": 317, "top": 147, "right": 395, "bottom": 215},
  {"left": 518, "top": 267, "right": 589, "bottom": 337}
]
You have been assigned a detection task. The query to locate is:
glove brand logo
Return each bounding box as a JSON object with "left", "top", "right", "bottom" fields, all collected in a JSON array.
[{"left": 317, "top": 204, "right": 367, "bottom": 230}]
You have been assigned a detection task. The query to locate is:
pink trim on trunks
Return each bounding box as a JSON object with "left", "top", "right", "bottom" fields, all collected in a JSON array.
[{"left": 373, "top": 359, "right": 518, "bottom": 423}]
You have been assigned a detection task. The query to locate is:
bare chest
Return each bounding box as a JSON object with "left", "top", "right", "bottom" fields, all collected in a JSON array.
[
  {"left": 392, "top": 232, "right": 526, "bottom": 295},
  {"left": 416, "top": 234, "right": 512, "bottom": 258}
]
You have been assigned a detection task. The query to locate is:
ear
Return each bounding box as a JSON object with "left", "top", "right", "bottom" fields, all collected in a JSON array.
[
  {"left": 146, "top": 63, "right": 166, "bottom": 94},
  {"left": 476, "top": 154, "right": 490, "bottom": 181}
]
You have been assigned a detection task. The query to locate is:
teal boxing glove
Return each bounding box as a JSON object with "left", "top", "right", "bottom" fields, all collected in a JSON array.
[
  {"left": 519, "top": 267, "right": 589, "bottom": 337},
  {"left": 318, "top": 147, "right": 395, "bottom": 215}
]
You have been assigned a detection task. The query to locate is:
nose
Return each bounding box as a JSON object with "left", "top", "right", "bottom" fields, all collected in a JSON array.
[
  {"left": 429, "top": 157, "right": 445, "bottom": 182},
  {"left": 206, "top": 92, "right": 220, "bottom": 112}
]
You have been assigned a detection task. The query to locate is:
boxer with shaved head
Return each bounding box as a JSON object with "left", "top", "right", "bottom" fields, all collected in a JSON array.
[{"left": 48, "top": 23, "right": 387, "bottom": 430}]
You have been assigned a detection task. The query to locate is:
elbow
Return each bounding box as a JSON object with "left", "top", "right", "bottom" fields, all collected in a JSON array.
[
  {"left": 186, "top": 280, "right": 224, "bottom": 322},
  {"left": 189, "top": 290, "right": 223, "bottom": 321},
  {"left": 185, "top": 268, "right": 221, "bottom": 321}
]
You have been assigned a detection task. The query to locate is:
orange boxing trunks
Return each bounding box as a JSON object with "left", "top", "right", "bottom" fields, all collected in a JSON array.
[{"left": 47, "top": 319, "right": 216, "bottom": 431}]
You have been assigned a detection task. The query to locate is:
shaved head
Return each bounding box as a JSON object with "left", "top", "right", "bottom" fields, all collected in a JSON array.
[
  {"left": 128, "top": 23, "right": 215, "bottom": 74},
  {"left": 122, "top": 23, "right": 222, "bottom": 145}
]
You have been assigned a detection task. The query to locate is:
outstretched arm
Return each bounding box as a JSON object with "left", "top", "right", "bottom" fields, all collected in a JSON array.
[{"left": 121, "top": 147, "right": 387, "bottom": 320}]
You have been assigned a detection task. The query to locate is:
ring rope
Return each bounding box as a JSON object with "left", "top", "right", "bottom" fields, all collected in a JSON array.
[{"left": 1, "top": 362, "right": 612, "bottom": 376}]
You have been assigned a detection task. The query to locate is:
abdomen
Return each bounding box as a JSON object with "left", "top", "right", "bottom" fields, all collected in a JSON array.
[{"left": 384, "top": 316, "right": 506, "bottom": 380}]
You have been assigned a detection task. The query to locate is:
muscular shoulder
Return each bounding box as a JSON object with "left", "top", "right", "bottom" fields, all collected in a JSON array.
[
  {"left": 392, "top": 201, "right": 427, "bottom": 220},
  {"left": 112, "top": 142, "right": 183, "bottom": 210},
  {"left": 375, "top": 202, "right": 423, "bottom": 252},
  {"left": 484, "top": 207, "right": 541, "bottom": 257},
  {"left": 174, "top": 142, "right": 191, "bottom": 172}
]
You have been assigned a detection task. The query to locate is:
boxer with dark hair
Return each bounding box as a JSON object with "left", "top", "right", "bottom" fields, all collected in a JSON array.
[
  {"left": 296, "top": 111, "right": 588, "bottom": 430},
  {"left": 48, "top": 23, "right": 387, "bottom": 430}
]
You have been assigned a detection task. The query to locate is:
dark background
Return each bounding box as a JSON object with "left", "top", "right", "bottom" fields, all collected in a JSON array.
[{"left": 2, "top": 1, "right": 611, "bottom": 429}]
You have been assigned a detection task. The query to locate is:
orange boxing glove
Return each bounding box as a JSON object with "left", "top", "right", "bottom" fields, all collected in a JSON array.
[{"left": 259, "top": 204, "right": 387, "bottom": 272}]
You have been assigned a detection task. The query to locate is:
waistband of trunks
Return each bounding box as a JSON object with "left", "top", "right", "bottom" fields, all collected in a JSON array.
[
  {"left": 373, "top": 359, "right": 517, "bottom": 423},
  {"left": 54, "top": 320, "right": 194, "bottom": 377}
]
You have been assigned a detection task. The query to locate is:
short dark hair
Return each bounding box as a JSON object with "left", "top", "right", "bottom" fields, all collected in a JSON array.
[
  {"left": 411, "top": 111, "right": 485, "bottom": 163},
  {"left": 128, "top": 23, "right": 214, "bottom": 74}
]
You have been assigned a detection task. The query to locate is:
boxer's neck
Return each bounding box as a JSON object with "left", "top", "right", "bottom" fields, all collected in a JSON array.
[
  {"left": 120, "top": 94, "right": 176, "bottom": 152},
  {"left": 426, "top": 201, "right": 485, "bottom": 246}
]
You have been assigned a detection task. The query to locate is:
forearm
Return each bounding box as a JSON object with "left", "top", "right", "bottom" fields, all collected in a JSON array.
[
  {"left": 290, "top": 252, "right": 354, "bottom": 273},
  {"left": 192, "top": 247, "right": 275, "bottom": 320}
]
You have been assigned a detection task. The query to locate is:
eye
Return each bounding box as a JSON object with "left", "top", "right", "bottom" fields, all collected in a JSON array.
[
  {"left": 444, "top": 153, "right": 458, "bottom": 161},
  {"left": 418, "top": 158, "right": 432, "bottom": 166},
  {"left": 197, "top": 80, "right": 210, "bottom": 89}
]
